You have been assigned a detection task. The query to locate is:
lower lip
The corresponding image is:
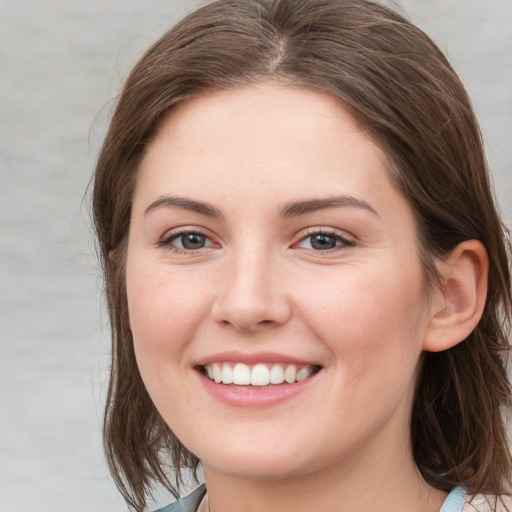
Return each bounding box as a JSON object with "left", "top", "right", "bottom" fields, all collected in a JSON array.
[{"left": 196, "top": 370, "right": 320, "bottom": 408}]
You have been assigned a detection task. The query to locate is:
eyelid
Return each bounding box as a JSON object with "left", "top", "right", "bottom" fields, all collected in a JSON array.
[
  {"left": 158, "top": 226, "right": 220, "bottom": 252},
  {"left": 155, "top": 225, "right": 355, "bottom": 254},
  {"left": 293, "top": 227, "right": 355, "bottom": 251}
]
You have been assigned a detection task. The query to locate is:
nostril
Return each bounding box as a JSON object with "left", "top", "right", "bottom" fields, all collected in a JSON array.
[{"left": 211, "top": 290, "right": 292, "bottom": 331}]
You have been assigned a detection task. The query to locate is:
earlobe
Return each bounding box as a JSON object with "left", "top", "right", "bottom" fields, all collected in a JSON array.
[{"left": 423, "top": 240, "right": 488, "bottom": 352}]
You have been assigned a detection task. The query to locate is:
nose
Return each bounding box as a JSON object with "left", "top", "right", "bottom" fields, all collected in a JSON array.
[{"left": 211, "top": 250, "right": 292, "bottom": 333}]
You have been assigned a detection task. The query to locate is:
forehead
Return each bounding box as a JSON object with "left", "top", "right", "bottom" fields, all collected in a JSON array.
[
  {"left": 151, "top": 83, "right": 369, "bottom": 150},
  {"left": 137, "top": 83, "right": 394, "bottom": 205}
]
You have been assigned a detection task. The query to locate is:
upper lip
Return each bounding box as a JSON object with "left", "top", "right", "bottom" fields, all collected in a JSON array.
[{"left": 194, "top": 351, "right": 321, "bottom": 367}]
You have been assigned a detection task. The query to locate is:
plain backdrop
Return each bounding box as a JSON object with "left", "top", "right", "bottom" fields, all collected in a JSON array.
[{"left": 1, "top": 1, "right": 511, "bottom": 511}]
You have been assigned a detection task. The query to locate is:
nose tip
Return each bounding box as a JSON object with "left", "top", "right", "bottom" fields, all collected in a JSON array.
[
  {"left": 211, "top": 264, "right": 292, "bottom": 332},
  {"left": 212, "top": 296, "right": 291, "bottom": 332}
]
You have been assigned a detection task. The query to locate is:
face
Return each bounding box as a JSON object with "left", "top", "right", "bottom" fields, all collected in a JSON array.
[{"left": 126, "top": 84, "right": 433, "bottom": 483}]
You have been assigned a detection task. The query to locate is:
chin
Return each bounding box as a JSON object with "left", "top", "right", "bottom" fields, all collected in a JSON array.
[
  {"left": 195, "top": 433, "right": 332, "bottom": 483},
  {"left": 203, "top": 453, "right": 312, "bottom": 482}
]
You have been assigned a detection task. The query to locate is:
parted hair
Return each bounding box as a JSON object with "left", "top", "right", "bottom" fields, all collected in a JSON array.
[{"left": 92, "top": 0, "right": 512, "bottom": 509}]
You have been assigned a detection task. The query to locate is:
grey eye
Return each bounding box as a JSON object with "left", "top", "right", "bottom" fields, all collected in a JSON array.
[{"left": 178, "top": 233, "right": 207, "bottom": 250}]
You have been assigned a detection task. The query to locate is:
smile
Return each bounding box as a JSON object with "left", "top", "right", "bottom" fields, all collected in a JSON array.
[{"left": 201, "top": 362, "right": 320, "bottom": 386}]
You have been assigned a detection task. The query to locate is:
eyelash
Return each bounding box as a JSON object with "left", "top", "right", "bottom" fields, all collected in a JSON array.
[
  {"left": 158, "top": 230, "right": 216, "bottom": 254},
  {"left": 294, "top": 229, "right": 355, "bottom": 252},
  {"left": 159, "top": 228, "right": 354, "bottom": 254}
]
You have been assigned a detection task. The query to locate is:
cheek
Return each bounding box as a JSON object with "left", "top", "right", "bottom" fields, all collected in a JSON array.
[
  {"left": 296, "top": 264, "right": 427, "bottom": 373},
  {"left": 125, "top": 264, "right": 213, "bottom": 420},
  {"left": 126, "top": 263, "right": 207, "bottom": 370},
  {"left": 299, "top": 268, "right": 427, "bottom": 434}
]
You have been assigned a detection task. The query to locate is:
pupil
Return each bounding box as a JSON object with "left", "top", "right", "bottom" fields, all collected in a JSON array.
[
  {"left": 182, "top": 233, "right": 205, "bottom": 249},
  {"left": 311, "top": 234, "right": 336, "bottom": 250}
]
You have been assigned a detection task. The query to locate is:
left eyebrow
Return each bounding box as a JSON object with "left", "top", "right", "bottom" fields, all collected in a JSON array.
[
  {"left": 144, "top": 195, "right": 223, "bottom": 218},
  {"left": 279, "top": 196, "right": 379, "bottom": 218}
]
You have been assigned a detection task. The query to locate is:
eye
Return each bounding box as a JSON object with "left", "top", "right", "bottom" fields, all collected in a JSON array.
[
  {"left": 296, "top": 230, "right": 353, "bottom": 251},
  {"left": 176, "top": 232, "right": 207, "bottom": 250},
  {"left": 160, "top": 230, "right": 215, "bottom": 252}
]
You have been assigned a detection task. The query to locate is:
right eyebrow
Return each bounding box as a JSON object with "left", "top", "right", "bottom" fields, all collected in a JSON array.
[
  {"left": 279, "top": 196, "right": 379, "bottom": 218},
  {"left": 144, "top": 195, "right": 223, "bottom": 218}
]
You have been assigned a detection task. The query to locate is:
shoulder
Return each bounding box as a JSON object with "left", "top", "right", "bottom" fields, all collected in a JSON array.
[
  {"left": 464, "top": 493, "right": 512, "bottom": 512},
  {"left": 153, "top": 485, "right": 207, "bottom": 512}
]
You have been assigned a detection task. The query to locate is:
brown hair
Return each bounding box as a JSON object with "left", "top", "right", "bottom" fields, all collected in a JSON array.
[{"left": 93, "top": 0, "right": 512, "bottom": 509}]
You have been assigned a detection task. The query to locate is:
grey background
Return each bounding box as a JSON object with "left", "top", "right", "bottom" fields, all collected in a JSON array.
[{"left": 1, "top": 1, "right": 511, "bottom": 511}]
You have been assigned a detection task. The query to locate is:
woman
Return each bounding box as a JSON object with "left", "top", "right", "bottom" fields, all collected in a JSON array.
[{"left": 92, "top": 1, "right": 512, "bottom": 511}]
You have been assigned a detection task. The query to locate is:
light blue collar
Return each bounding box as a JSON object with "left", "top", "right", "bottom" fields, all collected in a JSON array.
[{"left": 440, "top": 487, "right": 467, "bottom": 512}]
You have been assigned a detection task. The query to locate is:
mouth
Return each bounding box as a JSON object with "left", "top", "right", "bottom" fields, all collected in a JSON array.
[{"left": 199, "top": 362, "right": 322, "bottom": 387}]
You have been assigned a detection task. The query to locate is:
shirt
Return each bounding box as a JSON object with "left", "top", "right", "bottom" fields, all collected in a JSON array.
[{"left": 155, "top": 485, "right": 504, "bottom": 512}]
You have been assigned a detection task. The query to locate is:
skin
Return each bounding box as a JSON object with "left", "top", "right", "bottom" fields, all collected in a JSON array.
[{"left": 125, "top": 83, "right": 478, "bottom": 512}]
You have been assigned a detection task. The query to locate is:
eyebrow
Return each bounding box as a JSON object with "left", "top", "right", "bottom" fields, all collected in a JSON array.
[
  {"left": 144, "top": 194, "right": 379, "bottom": 219},
  {"left": 144, "top": 196, "right": 223, "bottom": 217},
  {"left": 279, "top": 196, "right": 379, "bottom": 217}
]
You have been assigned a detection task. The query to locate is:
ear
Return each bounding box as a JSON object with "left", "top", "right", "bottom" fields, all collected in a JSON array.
[{"left": 423, "top": 240, "right": 488, "bottom": 352}]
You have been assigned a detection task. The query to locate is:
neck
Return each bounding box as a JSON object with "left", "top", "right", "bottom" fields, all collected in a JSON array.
[{"left": 203, "top": 438, "right": 446, "bottom": 512}]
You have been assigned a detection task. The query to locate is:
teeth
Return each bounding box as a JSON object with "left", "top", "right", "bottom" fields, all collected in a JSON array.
[
  {"left": 284, "top": 364, "right": 297, "bottom": 383},
  {"left": 251, "top": 364, "right": 270, "bottom": 386},
  {"left": 296, "top": 366, "right": 314, "bottom": 381},
  {"left": 221, "top": 364, "right": 233, "bottom": 384},
  {"left": 203, "top": 362, "right": 316, "bottom": 386},
  {"left": 269, "top": 364, "right": 284, "bottom": 384},
  {"left": 233, "top": 363, "right": 251, "bottom": 385},
  {"left": 212, "top": 362, "right": 222, "bottom": 383}
]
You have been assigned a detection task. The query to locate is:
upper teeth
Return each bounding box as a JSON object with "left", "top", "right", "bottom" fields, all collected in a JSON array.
[{"left": 204, "top": 362, "right": 315, "bottom": 386}]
